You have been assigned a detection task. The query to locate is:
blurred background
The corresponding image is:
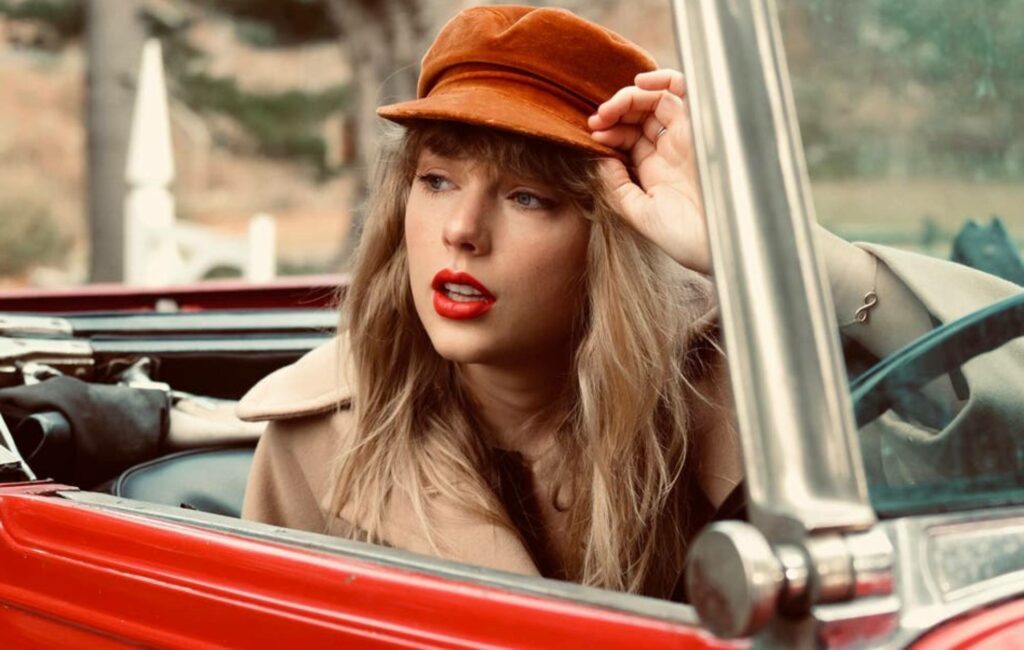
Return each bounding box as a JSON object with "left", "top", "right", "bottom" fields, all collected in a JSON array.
[{"left": 0, "top": 0, "right": 1021, "bottom": 289}]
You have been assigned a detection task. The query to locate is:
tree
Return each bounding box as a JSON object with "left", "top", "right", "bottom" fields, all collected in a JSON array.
[
  {"left": 322, "top": 0, "right": 454, "bottom": 263},
  {"left": 85, "top": 0, "right": 146, "bottom": 282}
]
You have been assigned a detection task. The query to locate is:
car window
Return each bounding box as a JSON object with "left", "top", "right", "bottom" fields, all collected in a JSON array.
[{"left": 779, "top": 0, "right": 1024, "bottom": 516}]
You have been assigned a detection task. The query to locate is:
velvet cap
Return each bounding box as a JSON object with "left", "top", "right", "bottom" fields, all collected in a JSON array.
[{"left": 377, "top": 5, "right": 658, "bottom": 159}]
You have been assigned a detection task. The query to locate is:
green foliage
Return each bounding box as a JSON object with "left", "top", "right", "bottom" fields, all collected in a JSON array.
[
  {"left": 790, "top": 0, "right": 1024, "bottom": 180},
  {"left": 189, "top": 0, "right": 335, "bottom": 46},
  {"left": 0, "top": 0, "right": 84, "bottom": 43},
  {"left": 0, "top": 198, "right": 70, "bottom": 276},
  {"left": 175, "top": 71, "right": 349, "bottom": 171},
  {"left": 150, "top": 1, "right": 345, "bottom": 172},
  {"left": 875, "top": 1, "right": 1022, "bottom": 98}
]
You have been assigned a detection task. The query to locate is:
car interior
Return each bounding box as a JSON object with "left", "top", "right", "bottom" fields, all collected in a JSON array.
[{"left": 0, "top": 306, "right": 337, "bottom": 519}]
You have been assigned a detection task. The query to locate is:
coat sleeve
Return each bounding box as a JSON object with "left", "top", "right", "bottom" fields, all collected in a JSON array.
[{"left": 855, "top": 243, "right": 1024, "bottom": 486}]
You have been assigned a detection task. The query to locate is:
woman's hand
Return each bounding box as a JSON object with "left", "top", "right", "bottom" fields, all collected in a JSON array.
[{"left": 589, "top": 69, "right": 710, "bottom": 274}]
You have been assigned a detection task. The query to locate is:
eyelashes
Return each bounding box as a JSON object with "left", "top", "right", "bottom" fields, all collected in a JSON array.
[
  {"left": 417, "top": 173, "right": 453, "bottom": 193},
  {"left": 415, "top": 173, "right": 560, "bottom": 212},
  {"left": 510, "top": 191, "right": 558, "bottom": 211}
]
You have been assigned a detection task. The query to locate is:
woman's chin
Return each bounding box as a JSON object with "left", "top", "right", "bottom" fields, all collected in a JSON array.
[{"left": 427, "top": 334, "right": 498, "bottom": 365}]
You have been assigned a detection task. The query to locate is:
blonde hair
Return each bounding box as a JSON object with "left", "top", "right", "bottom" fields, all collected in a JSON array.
[{"left": 333, "top": 121, "right": 717, "bottom": 597}]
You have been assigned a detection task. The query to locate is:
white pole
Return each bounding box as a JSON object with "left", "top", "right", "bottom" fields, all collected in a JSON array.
[
  {"left": 124, "top": 39, "right": 181, "bottom": 286},
  {"left": 247, "top": 213, "right": 277, "bottom": 282}
]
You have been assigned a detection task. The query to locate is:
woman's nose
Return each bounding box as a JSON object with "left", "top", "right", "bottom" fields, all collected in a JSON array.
[{"left": 442, "top": 191, "right": 492, "bottom": 255}]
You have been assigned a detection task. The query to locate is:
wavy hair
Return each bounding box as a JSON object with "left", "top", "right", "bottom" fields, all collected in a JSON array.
[{"left": 332, "top": 121, "right": 717, "bottom": 597}]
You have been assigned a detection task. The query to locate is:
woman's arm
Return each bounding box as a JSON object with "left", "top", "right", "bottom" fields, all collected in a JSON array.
[
  {"left": 589, "top": 69, "right": 958, "bottom": 366},
  {"left": 817, "top": 227, "right": 934, "bottom": 359}
]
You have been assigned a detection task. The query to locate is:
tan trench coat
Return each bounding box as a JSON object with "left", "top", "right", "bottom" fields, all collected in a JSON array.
[{"left": 237, "top": 244, "right": 1024, "bottom": 578}]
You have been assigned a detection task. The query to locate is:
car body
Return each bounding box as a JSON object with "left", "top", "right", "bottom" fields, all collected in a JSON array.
[{"left": 2, "top": 0, "right": 1023, "bottom": 648}]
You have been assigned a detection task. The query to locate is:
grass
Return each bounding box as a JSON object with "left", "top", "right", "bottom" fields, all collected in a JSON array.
[{"left": 812, "top": 178, "right": 1024, "bottom": 256}]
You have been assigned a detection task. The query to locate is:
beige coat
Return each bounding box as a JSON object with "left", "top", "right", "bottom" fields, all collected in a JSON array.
[{"left": 237, "top": 244, "right": 1024, "bottom": 577}]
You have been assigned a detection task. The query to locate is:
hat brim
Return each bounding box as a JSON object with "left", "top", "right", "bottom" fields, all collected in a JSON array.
[{"left": 377, "top": 86, "right": 626, "bottom": 162}]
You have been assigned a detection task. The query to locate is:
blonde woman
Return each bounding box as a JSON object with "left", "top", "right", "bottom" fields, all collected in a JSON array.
[{"left": 238, "top": 6, "right": 1023, "bottom": 599}]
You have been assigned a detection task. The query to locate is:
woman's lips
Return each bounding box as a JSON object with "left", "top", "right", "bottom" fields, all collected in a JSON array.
[{"left": 431, "top": 269, "right": 496, "bottom": 320}]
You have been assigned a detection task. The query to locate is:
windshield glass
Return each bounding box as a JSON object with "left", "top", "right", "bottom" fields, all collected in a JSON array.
[{"left": 779, "top": 0, "right": 1024, "bottom": 516}]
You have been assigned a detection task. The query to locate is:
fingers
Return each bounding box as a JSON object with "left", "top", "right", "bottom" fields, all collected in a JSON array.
[
  {"left": 629, "top": 133, "right": 657, "bottom": 167},
  {"left": 635, "top": 69, "right": 686, "bottom": 97},
  {"left": 597, "top": 157, "right": 632, "bottom": 190},
  {"left": 589, "top": 68, "right": 691, "bottom": 160},
  {"left": 590, "top": 88, "right": 685, "bottom": 133},
  {"left": 642, "top": 115, "right": 668, "bottom": 144},
  {"left": 595, "top": 117, "right": 668, "bottom": 154},
  {"left": 591, "top": 124, "right": 644, "bottom": 150},
  {"left": 589, "top": 86, "right": 662, "bottom": 131},
  {"left": 597, "top": 158, "right": 654, "bottom": 233}
]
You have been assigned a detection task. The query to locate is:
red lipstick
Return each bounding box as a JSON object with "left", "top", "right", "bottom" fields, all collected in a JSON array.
[{"left": 431, "top": 269, "right": 496, "bottom": 320}]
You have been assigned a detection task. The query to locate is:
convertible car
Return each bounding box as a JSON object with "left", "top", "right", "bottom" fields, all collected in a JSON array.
[{"left": 1, "top": 0, "right": 1022, "bottom": 647}]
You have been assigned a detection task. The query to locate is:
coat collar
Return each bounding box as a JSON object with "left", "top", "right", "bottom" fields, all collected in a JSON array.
[{"left": 236, "top": 334, "right": 354, "bottom": 422}]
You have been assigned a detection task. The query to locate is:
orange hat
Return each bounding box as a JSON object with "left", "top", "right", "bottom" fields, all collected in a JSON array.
[{"left": 377, "top": 5, "right": 658, "bottom": 159}]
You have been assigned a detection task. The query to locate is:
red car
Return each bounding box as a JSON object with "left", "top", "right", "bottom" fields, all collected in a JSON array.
[{"left": 1, "top": 0, "right": 1022, "bottom": 647}]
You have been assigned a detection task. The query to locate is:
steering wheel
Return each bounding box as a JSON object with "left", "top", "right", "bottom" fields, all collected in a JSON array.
[{"left": 851, "top": 291, "right": 1024, "bottom": 427}]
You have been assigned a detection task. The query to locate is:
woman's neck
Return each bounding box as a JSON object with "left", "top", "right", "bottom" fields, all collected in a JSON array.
[{"left": 460, "top": 356, "right": 570, "bottom": 460}]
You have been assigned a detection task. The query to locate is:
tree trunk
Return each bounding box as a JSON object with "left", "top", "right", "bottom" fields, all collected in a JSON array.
[
  {"left": 325, "top": 0, "right": 452, "bottom": 268},
  {"left": 85, "top": 0, "right": 146, "bottom": 283}
]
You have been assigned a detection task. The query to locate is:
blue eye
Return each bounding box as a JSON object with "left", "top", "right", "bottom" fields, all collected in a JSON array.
[
  {"left": 511, "top": 191, "right": 545, "bottom": 210},
  {"left": 418, "top": 174, "right": 452, "bottom": 192}
]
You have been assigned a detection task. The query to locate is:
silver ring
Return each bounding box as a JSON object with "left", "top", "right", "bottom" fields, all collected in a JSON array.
[{"left": 655, "top": 126, "right": 669, "bottom": 140}]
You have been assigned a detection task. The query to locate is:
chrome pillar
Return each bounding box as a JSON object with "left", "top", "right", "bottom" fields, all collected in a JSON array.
[
  {"left": 673, "top": 0, "right": 871, "bottom": 541},
  {"left": 671, "top": 0, "right": 896, "bottom": 643}
]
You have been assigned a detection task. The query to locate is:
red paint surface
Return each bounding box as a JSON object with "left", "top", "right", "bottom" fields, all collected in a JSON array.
[
  {"left": 0, "top": 490, "right": 737, "bottom": 649},
  {"left": 0, "top": 276, "right": 343, "bottom": 312},
  {"left": 912, "top": 598, "right": 1024, "bottom": 650}
]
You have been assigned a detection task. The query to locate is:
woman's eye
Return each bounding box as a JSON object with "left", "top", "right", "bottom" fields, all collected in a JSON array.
[
  {"left": 418, "top": 174, "right": 452, "bottom": 192},
  {"left": 510, "top": 191, "right": 550, "bottom": 210}
]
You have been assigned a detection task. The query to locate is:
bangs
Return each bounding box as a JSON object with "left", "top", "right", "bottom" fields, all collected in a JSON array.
[{"left": 401, "top": 120, "right": 599, "bottom": 212}]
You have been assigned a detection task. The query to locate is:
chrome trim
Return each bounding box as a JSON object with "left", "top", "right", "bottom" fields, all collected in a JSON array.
[
  {"left": 0, "top": 315, "right": 74, "bottom": 337},
  {"left": 672, "top": 0, "right": 873, "bottom": 543},
  {"left": 881, "top": 507, "right": 1024, "bottom": 646},
  {"left": 928, "top": 519, "right": 1024, "bottom": 601}
]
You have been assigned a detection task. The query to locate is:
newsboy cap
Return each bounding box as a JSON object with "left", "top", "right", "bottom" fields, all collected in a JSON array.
[{"left": 377, "top": 5, "right": 658, "bottom": 158}]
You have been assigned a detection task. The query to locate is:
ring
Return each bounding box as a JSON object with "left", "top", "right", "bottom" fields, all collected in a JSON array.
[{"left": 655, "top": 126, "right": 669, "bottom": 140}]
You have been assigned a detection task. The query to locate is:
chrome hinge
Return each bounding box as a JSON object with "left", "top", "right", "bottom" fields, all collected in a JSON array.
[
  {"left": 686, "top": 521, "right": 898, "bottom": 646},
  {"left": 0, "top": 336, "right": 94, "bottom": 386}
]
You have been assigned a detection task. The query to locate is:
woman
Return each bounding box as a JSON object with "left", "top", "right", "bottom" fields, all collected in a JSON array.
[{"left": 238, "top": 6, "right": 1021, "bottom": 598}]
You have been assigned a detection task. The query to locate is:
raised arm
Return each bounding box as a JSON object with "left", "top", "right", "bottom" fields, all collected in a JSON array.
[{"left": 588, "top": 68, "right": 949, "bottom": 365}]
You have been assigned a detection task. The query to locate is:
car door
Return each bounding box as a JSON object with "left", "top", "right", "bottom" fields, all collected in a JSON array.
[{"left": 0, "top": 294, "right": 731, "bottom": 648}]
